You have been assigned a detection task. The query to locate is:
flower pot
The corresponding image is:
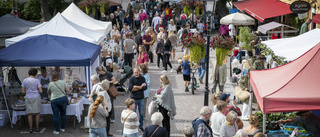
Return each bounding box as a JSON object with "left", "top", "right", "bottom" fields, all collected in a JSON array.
[
  {"left": 216, "top": 47, "right": 228, "bottom": 66},
  {"left": 195, "top": 6, "right": 199, "bottom": 16}
]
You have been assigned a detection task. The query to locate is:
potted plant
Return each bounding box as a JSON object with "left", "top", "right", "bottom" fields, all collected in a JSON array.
[
  {"left": 180, "top": 33, "right": 206, "bottom": 65},
  {"left": 211, "top": 36, "right": 235, "bottom": 66},
  {"left": 238, "top": 26, "right": 253, "bottom": 51}
]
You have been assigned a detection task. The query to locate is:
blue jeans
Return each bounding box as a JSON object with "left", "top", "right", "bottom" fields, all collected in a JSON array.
[
  {"left": 198, "top": 63, "right": 206, "bottom": 79},
  {"left": 123, "top": 133, "right": 139, "bottom": 137},
  {"left": 113, "top": 56, "right": 118, "bottom": 64},
  {"left": 133, "top": 98, "right": 144, "bottom": 128},
  {"left": 51, "top": 96, "right": 67, "bottom": 131},
  {"left": 89, "top": 127, "right": 107, "bottom": 137}
]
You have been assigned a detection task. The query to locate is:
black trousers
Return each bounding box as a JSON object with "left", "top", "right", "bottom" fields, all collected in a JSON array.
[
  {"left": 159, "top": 105, "right": 170, "bottom": 137},
  {"left": 134, "top": 20, "right": 140, "bottom": 30},
  {"left": 163, "top": 53, "right": 172, "bottom": 71},
  {"left": 145, "top": 45, "right": 153, "bottom": 62},
  {"left": 124, "top": 53, "right": 133, "bottom": 67},
  {"left": 157, "top": 53, "right": 163, "bottom": 67},
  {"left": 106, "top": 109, "right": 111, "bottom": 133}
]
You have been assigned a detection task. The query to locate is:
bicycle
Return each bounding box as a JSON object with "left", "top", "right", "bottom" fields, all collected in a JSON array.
[{"left": 189, "top": 67, "right": 199, "bottom": 95}]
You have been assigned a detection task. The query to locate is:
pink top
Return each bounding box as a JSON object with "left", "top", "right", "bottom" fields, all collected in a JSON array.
[
  {"left": 139, "top": 12, "right": 147, "bottom": 22},
  {"left": 136, "top": 53, "right": 149, "bottom": 65}
]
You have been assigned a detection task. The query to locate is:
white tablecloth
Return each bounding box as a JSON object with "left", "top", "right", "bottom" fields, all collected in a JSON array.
[{"left": 12, "top": 97, "right": 85, "bottom": 124}]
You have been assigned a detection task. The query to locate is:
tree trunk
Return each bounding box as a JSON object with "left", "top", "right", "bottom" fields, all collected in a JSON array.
[{"left": 41, "top": 0, "right": 52, "bottom": 21}]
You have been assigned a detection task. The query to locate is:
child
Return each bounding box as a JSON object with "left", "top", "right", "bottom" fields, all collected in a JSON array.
[
  {"left": 181, "top": 54, "right": 191, "bottom": 92},
  {"left": 176, "top": 57, "right": 183, "bottom": 74}
]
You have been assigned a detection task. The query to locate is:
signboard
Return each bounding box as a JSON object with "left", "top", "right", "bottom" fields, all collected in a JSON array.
[
  {"left": 290, "top": 1, "right": 311, "bottom": 13},
  {"left": 229, "top": 9, "right": 238, "bottom": 14}
]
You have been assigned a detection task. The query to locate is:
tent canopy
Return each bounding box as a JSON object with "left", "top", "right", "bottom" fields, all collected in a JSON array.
[
  {"left": 262, "top": 29, "right": 320, "bottom": 61},
  {"left": 5, "top": 13, "right": 105, "bottom": 46},
  {"left": 233, "top": 0, "right": 292, "bottom": 22},
  {"left": 62, "top": 3, "right": 112, "bottom": 33},
  {"left": 250, "top": 42, "right": 320, "bottom": 114},
  {"left": 0, "top": 34, "right": 101, "bottom": 66},
  {"left": 257, "top": 21, "right": 298, "bottom": 34},
  {"left": 0, "top": 14, "right": 39, "bottom": 37}
]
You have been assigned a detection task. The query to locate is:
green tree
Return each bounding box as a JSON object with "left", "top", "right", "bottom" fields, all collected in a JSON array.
[{"left": 21, "top": 0, "right": 42, "bottom": 20}]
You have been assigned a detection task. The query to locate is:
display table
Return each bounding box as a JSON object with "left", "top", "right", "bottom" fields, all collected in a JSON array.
[{"left": 12, "top": 97, "right": 86, "bottom": 125}]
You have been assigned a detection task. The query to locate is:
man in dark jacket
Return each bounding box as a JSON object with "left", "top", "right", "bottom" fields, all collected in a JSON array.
[
  {"left": 134, "top": 30, "right": 143, "bottom": 54},
  {"left": 192, "top": 106, "right": 213, "bottom": 137},
  {"left": 128, "top": 68, "right": 147, "bottom": 131}
]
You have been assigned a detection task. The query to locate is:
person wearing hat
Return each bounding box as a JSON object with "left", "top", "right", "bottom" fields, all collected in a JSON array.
[
  {"left": 253, "top": 55, "right": 266, "bottom": 70},
  {"left": 211, "top": 62, "right": 227, "bottom": 94},
  {"left": 213, "top": 93, "right": 242, "bottom": 116},
  {"left": 277, "top": 111, "right": 320, "bottom": 136}
]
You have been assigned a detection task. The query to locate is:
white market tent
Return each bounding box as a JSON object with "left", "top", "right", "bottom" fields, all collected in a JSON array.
[
  {"left": 29, "top": 22, "right": 47, "bottom": 31},
  {"left": 5, "top": 13, "right": 105, "bottom": 47},
  {"left": 62, "top": 3, "right": 112, "bottom": 33},
  {"left": 262, "top": 28, "right": 320, "bottom": 61},
  {"left": 257, "top": 21, "right": 299, "bottom": 38}
]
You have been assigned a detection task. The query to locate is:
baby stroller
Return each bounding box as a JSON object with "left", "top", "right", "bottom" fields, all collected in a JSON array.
[{"left": 114, "top": 65, "right": 133, "bottom": 96}]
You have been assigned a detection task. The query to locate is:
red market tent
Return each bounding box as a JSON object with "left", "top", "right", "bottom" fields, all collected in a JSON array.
[{"left": 250, "top": 42, "right": 320, "bottom": 114}]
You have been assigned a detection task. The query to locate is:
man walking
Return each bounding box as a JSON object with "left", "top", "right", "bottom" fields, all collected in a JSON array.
[
  {"left": 300, "top": 18, "right": 312, "bottom": 35},
  {"left": 211, "top": 62, "right": 227, "bottom": 94},
  {"left": 124, "top": 34, "right": 137, "bottom": 67},
  {"left": 128, "top": 68, "right": 147, "bottom": 132}
]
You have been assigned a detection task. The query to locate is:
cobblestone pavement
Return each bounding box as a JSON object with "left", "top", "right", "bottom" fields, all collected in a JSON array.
[{"left": 0, "top": 33, "right": 257, "bottom": 136}]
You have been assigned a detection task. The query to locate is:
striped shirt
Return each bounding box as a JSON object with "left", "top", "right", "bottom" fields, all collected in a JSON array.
[{"left": 121, "top": 110, "right": 139, "bottom": 134}]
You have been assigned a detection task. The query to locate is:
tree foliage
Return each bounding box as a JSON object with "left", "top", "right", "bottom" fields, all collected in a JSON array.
[{"left": 21, "top": 0, "right": 41, "bottom": 20}]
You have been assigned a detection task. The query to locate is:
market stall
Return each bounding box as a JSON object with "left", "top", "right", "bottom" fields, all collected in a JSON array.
[
  {"left": 262, "top": 28, "right": 320, "bottom": 61},
  {"left": 5, "top": 13, "right": 105, "bottom": 47},
  {"left": 61, "top": 3, "right": 112, "bottom": 33},
  {"left": 12, "top": 97, "right": 86, "bottom": 127},
  {"left": 257, "top": 21, "right": 299, "bottom": 38},
  {"left": 0, "top": 14, "right": 39, "bottom": 37},
  {"left": 250, "top": 42, "right": 320, "bottom": 134}
]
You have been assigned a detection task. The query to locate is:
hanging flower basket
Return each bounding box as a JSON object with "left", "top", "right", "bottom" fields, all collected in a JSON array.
[
  {"left": 211, "top": 36, "right": 235, "bottom": 66},
  {"left": 180, "top": 33, "right": 206, "bottom": 64}
]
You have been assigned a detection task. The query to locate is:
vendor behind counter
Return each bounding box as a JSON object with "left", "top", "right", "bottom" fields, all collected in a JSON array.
[{"left": 277, "top": 111, "right": 320, "bottom": 137}]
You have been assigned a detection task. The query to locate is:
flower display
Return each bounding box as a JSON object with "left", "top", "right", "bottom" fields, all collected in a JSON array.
[
  {"left": 211, "top": 36, "right": 235, "bottom": 66},
  {"left": 194, "top": 0, "right": 204, "bottom": 9},
  {"left": 180, "top": 33, "right": 206, "bottom": 64},
  {"left": 210, "top": 36, "right": 235, "bottom": 50}
]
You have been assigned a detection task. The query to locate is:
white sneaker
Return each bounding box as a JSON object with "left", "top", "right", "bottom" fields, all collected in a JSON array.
[
  {"left": 161, "top": 70, "right": 167, "bottom": 73},
  {"left": 170, "top": 68, "right": 174, "bottom": 72},
  {"left": 53, "top": 131, "right": 59, "bottom": 134},
  {"left": 61, "top": 129, "right": 65, "bottom": 132}
]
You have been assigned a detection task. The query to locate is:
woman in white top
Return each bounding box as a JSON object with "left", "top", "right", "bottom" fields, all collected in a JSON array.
[
  {"left": 121, "top": 98, "right": 139, "bottom": 137},
  {"left": 134, "top": 10, "right": 140, "bottom": 30},
  {"left": 220, "top": 111, "right": 238, "bottom": 137},
  {"left": 88, "top": 75, "right": 101, "bottom": 104},
  {"left": 100, "top": 79, "right": 113, "bottom": 136},
  {"left": 168, "top": 19, "right": 176, "bottom": 33},
  {"left": 110, "top": 25, "right": 121, "bottom": 39},
  {"left": 87, "top": 95, "right": 109, "bottom": 137}
]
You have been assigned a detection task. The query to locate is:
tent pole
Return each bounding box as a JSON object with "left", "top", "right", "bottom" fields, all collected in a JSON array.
[
  {"left": 88, "top": 66, "right": 92, "bottom": 94},
  {"left": 1, "top": 79, "right": 13, "bottom": 128},
  {"left": 263, "top": 114, "right": 266, "bottom": 133},
  {"left": 85, "top": 66, "right": 90, "bottom": 94},
  {"left": 281, "top": 25, "right": 284, "bottom": 38}
]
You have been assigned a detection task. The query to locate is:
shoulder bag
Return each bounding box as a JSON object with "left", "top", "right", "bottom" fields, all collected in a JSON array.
[
  {"left": 121, "top": 111, "right": 134, "bottom": 135},
  {"left": 150, "top": 126, "right": 160, "bottom": 137},
  {"left": 235, "top": 77, "right": 250, "bottom": 103},
  {"left": 54, "top": 82, "right": 71, "bottom": 105},
  {"left": 148, "top": 100, "right": 158, "bottom": 115},
  {"left": 107, "top": 85, "right": 119, "bottom": 98}
]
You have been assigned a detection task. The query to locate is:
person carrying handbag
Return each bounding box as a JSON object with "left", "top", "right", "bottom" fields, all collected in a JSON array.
[
  {"left": 121, "top": 98, "right": 139, "bottom": 137},
  {"left": 47, "top": 72, "right": 70, "bottom": 135},
  {"left": 142, "top": 112, "right": 168, "bottom": 137}
]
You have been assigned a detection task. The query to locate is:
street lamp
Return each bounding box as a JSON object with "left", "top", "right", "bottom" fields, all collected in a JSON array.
[{"left": 203, "top": 0, "right": 215, "bottom": 106}]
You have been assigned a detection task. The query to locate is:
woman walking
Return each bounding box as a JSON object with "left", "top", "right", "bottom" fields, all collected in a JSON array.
[
  {"left": 154, "top": 74, "right": 176, "bottom": 136},
  {"left": 87, "top": 95, "right": 109, "bottom": 137},
  {"left": 100, "top": 79, "right": 113, "bottom": 136},
  {"left": 161, "top": 34, "right": 173, "bottom": 73},
  {"left": 121, "top": 98, "right": 140, "bottom": 137},
  {"left": 21, "top": 68, "right": 43, "bottom": 133},
  {"left": 155, "top": 35, "right": 164, "bottom": 68},
  {"left": 136, "top": 45, "right": 149, "bottom": 67},
  {"left": 47, "top": 72, "right": 70, "bottom": 134},
  {"left": 134, "top": 10, "right": 140, "bottom": 30},
  {"left": 168, "top": 29, "right": 177, "bottom": 61}
]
